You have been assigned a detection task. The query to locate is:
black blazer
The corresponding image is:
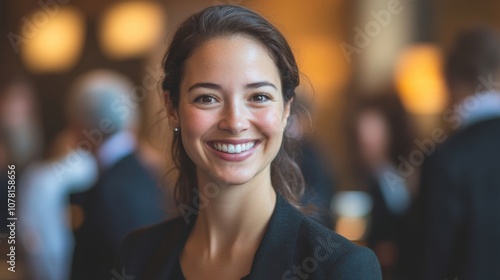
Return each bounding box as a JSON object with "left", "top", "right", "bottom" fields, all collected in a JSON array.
[
  {"left": 71, "top": 153, "right": 167, "bottom": 280},
  {"left": 114, "top": 194, "right": 382, "bottom": 279},
  {"left": 417, "top": 117, "right": 500, "bottom": 279}
]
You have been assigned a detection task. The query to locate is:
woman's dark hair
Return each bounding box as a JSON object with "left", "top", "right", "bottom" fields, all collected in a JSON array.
[{"left": 161, "top": 5, "right": 305, "bottom": 210}]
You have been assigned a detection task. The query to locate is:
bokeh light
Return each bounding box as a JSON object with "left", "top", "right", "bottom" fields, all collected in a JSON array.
[
  {"left": 395, "top": 44, "right": 448, "bottom": 115},
  {"left": 20, "top": 7, "right": 86, "bottom": 73},
  {"left": 99, "top": 1, "right": 166, "bottom": 60}
]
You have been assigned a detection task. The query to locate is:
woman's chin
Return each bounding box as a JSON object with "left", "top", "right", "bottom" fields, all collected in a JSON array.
[
  {"left": 206, "top": 170, "right": 256, "bottom": 187},
  {"left": 211, "top": 175, "right": 251, "bottom": 187},
  {"left": 198, "top": 163, "right": 270, "bottom": 188}
]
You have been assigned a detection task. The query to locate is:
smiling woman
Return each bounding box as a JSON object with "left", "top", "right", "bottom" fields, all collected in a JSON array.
[
  {"left": 114, "top": 5, "right": 382, "bottom": 280},
  {"left": 174, "top": 35, "right": 290, "bottom": 193}
]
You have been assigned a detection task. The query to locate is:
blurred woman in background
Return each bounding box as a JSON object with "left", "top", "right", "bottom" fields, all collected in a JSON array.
[{"left": 351, "top": 91, "right": 417, "bottom": 280}]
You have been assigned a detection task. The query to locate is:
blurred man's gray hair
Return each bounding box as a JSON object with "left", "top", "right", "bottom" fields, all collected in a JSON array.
[{"left": 66, "top": 69, "right": 139, "bottom": 135}]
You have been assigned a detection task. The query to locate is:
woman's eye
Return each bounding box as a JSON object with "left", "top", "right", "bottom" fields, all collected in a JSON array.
[
  {"left": 250, "top": 93, "right": 271, "bottom": 102},
  {"left": 194, "top": 95, "right": 217, "bottom": 104}
]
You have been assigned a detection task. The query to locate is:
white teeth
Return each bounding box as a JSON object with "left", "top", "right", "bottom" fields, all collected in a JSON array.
[
  {"left": 247, "top": 142, "right": 254, "bottom": 150},
  {"left": 212, "top": 141, "right": 256, "bottom": 154}
]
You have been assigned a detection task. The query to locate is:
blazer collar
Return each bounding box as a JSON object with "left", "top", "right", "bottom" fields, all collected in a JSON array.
[
  {"left": 149, "top": 194, "right": 304, "bottom": 280},
  {"left": 243, "top": 194, "right": 304, "bottom": 279}
]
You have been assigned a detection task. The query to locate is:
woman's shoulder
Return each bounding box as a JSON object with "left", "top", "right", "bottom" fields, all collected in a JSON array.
[
  {"left": 294, "top": 216, "right": 382, "bottom": 279},
  {"left": 123, "top": 216, "right": 187, "bottom": 245},
  {"left": 113, "top": 217, "right": 188, "bottom": 278},
  {"left": 250, "top": 195, "right": 381, "bottom": 279}
]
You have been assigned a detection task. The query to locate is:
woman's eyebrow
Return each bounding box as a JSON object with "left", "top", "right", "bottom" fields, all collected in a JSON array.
[
  {"left": 188, "top": 81, "right": 277, "bottom": 92},
  {"left": 187, "top": 82, "right": 221, "bottom": 92},
  {"left": 245, "top": 81, "right": 277, "bottom": 90}
]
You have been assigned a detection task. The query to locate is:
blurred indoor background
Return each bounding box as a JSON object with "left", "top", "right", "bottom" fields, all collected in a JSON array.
[{"left": 1, "top": 0, "right": 500, "bottom": 279}]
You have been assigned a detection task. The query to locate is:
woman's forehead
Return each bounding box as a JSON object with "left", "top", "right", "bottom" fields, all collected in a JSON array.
[{"left": 181, "top": 36, "right": 281, "bottom": 90}]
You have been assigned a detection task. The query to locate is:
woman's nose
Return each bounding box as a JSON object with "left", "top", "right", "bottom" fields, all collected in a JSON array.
[{"left": 218, "top": 101, "right": 250, "bottom": 134}]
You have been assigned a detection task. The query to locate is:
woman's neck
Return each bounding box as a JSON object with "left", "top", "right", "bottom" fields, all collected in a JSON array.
[{"left": 190, "top": 167, "right": 276, "bottom": 257}]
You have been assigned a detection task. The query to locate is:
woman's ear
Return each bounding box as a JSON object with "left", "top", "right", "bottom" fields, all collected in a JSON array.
[
  {"left": 164, "top": 91, "right": 179, "bottom": 127},
  {"left": 282, "top": 97, "right": 293, "bottom": 128}
]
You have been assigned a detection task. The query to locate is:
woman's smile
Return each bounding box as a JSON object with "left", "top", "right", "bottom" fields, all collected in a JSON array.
[{"left": 206, "top": 139, "right": 261, "bottom": 162}]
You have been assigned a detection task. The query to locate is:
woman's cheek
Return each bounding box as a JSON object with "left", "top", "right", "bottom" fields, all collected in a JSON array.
[
  {"left": 254, "top": 107, "right": 286, "bottom": 134},
  {"left": 181, "top": 107, "right": 215, "bottom": 137}
]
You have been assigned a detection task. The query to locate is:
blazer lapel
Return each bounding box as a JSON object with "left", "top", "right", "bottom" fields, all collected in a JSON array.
[
  {"left": 142, "top": 218, "right": 193, "bottom": 280},
  {"left": 142, "top": 195, "right": 303, "bottom": 279},
  {"left": 244, "top": 195, "right": 304, "bottom": 279}
]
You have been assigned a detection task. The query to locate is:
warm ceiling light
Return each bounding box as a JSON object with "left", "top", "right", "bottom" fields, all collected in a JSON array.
[
  {"left": 99, "top": 1, "right": 165, "bottom": 60},
  {"left": 394, "top": 44, "right": 448, "bottom": 115},
  {"left": 20, "top": 7, "right": 85, "bottom": 73}
]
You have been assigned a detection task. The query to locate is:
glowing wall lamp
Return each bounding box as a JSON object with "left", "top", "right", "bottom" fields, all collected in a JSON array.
[
  {"left": 394, "top": 44, "right": 448, "bottom": 115},
  {"left": 99, "top": 1, "right": 166, "bottom": 60},
  {"left": 20, "top": 7, "right": 86, "bottom": 73}
]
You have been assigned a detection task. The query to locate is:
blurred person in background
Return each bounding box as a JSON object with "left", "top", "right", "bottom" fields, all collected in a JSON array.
[
  {"left": 0, "top": 79, "right": 48, "bottom": 279},
  {"left": 67, "top": 70, "right": 169, "bottom": 280},
  {"left": 0, "top": 81, "right": 43, "bottom": 172},
  {"left": 0, "top": 76, "right": 100, "bottom": 280},
  {"left": 416, "top": 27, "right": 500, "bottom": 279},
  {"left": 351, "top": 92, "right": 417, "bottom": 280},
  {"left": 289, "top": 96, "right": 337, "bottom": 229},
  {"left": 18, "top": 133, "right": 98, "bottom": 280}
]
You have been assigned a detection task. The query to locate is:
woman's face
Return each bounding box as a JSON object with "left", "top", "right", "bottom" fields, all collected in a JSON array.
[
  {"left": 171, "top": 35, "right": 291, "bottom": 186},
  {"left": 357, "top": 110, "right": 390, "bottom": 169}
]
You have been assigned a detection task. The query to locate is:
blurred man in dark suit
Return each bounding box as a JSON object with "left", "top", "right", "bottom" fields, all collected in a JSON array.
[
  {"left": 418, "top": 27, "right": 500, "bottom": 279},
  {"left": 67, "top": 70, "right": 169, "bottom": 280}
]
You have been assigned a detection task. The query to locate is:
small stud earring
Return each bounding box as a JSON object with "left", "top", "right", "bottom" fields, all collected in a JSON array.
[{"left": 174, "top": 127, "right": 180, "bottom": 133}]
